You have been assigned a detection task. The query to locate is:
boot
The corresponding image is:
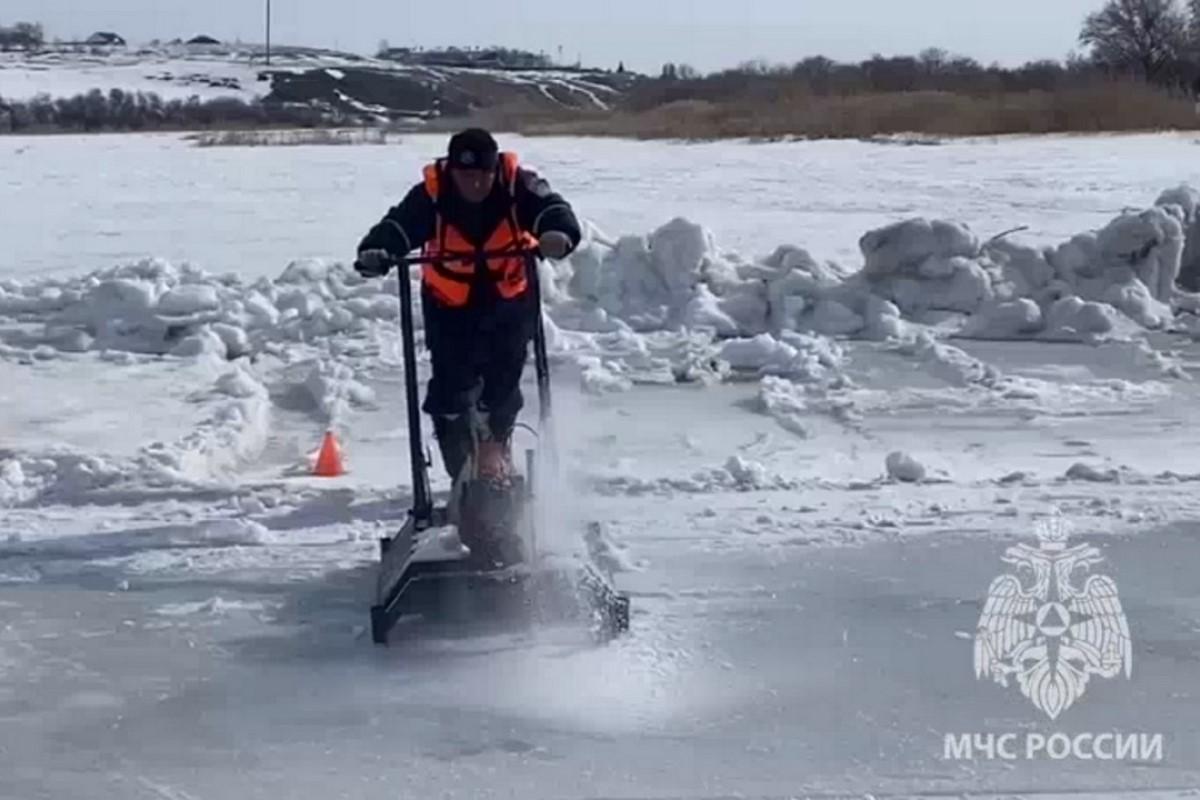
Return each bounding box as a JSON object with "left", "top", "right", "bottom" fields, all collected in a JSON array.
[
  {"left": 432, "top": 414, "right": 471, "bottom": 482},
  {"left": 476, "top": 429, "right": 515, "bottom": 485}
]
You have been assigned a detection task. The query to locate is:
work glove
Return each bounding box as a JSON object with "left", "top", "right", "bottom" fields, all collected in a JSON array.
[
  {"left": 537, "top": 230, "right": 573, "bottom": 261},
  {"left": 355, "top": 248, "right": 393, "bottom": 277}
]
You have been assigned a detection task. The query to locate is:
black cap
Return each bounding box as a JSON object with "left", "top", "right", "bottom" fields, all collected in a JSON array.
[{"left": 447, "top": 128, "right": 499, "bottom": 170}]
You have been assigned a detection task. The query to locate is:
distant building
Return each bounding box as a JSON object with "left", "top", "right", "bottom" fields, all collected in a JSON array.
[
  {"left": 187, "top": 35, "right": 221, "bottom": 46},
  {"left": 378, "top": 45, "right": 554, "bottom": 71},
  {"left": 85, "top": 32, "right": 126, "bottom": 47}
]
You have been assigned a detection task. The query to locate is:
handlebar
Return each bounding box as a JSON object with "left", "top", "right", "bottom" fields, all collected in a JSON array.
[{"left": 355, "top": 247, "right": 541, "bottom": 272}]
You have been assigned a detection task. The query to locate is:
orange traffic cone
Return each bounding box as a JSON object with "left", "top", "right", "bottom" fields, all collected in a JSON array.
[{"left": 313, "top": 430, "right": 346, "bottom": 477}]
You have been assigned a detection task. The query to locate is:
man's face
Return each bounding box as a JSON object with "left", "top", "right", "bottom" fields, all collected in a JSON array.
[{"left": 450, "top": 167, "right": 496, "bottom": 204}]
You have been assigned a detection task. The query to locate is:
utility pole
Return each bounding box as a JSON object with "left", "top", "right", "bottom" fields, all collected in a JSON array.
[{"left": 265, "top": 0, "right": 272, "bottom": 65}]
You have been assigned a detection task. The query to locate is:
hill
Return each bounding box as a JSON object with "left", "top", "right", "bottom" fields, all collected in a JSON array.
[{"left": 0, "top": 43, "right": 641, "bottom": 128}]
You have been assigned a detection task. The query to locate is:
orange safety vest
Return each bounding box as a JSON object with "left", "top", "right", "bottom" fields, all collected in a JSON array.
[{"left": 421, "top": 152, "right": 538, "bottom": 308}]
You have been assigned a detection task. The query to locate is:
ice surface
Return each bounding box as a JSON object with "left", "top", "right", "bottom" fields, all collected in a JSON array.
[
  {"left": 5, "top": 131, "right": 1200, "bottom": 280},
  {"left": 3, "top": 133, "right": 1200, "bottom": 798}
]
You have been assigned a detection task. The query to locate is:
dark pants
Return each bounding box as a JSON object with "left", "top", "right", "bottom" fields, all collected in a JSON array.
[{"left": 421, "top": 287, "right": 533, "bottom": 442}]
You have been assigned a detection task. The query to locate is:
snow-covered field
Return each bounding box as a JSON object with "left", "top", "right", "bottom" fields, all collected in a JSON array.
[
  {"left": 0, "top": 46, "right": 622, "bottom": 117},
  {"left": 0, "top": 48, "right": 269, "bottom": 102},
  {"left": 3, "top": 131, "right": 1200, "bottom": 799}
]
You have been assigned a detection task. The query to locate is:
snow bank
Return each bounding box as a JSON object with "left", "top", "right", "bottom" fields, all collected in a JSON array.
[
  {"left": 857, "top": 203, "right": 1188, "bottom": 340},
  {"left": 554, "top": 185, "right": 1198, "bottom": 351},
  {"left": 0, "top": 258, "right": 404, "bottom": 362},
  {"left": 1, "top": 182, "right": 1196, "bottom": 468},
  {"left": 565, "top": 218, "right": 749, "bottom": 333},
  {"left": 1, "top": 183, "right": 1192, "bottom": 372},
  {"left": 0, "top": 360, "right": 272, "bottom": 506},
  {"left": 141, "top": 363, "right": 272, "bottom": 483}
]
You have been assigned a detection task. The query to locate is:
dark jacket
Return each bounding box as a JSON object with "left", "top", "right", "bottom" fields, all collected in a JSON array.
[{"left": 358, "top": 163, "right": 582, "bottom": 310}]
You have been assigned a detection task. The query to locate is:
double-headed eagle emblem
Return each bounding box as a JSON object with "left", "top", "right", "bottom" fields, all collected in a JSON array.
[{"left": 974, "top": 513, "right": 1132, "bottom": 719}]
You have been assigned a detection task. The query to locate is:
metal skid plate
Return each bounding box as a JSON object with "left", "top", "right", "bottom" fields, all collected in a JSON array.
[{"left": 369, "top": 506, "right": 630, "bottom": 645}]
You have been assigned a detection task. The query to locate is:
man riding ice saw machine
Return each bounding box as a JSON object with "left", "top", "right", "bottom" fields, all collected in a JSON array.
[
  {"left": 357, "top": 128, "right": 580, "bottom": 487},
  {"left": 354, "top": 129, "right": 629, "bottom": 645}
]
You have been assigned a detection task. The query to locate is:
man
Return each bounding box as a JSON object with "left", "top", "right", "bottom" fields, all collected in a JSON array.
[{"left": 356, "top": 128, "right": 582, "bottom": 483}]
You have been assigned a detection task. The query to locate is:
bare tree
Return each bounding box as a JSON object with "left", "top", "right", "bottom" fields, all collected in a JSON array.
[
  {"left": 1189, "top": 0, "right": 1200, "bottom": 53},
  {"left": 0, "top": 21, "right": 44, "bottom": 51},
  {"left": 1079, "top": 0, "right": 1189, "bottom": 81},
  {"left": 919, "top": 47, "right": 949, "bottom": 75},
  {"left": 17, "top": 22, "right": 43, "bottom": 48}
]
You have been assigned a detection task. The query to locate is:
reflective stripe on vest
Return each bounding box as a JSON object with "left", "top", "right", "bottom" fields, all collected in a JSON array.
[{"left": 420, "top": 152, "right": 535, "bottom": 307}]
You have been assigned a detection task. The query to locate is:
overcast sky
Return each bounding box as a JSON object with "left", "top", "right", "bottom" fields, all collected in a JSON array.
[{"left": 4, "top": 0, "right": 1103, "bottom": 73}]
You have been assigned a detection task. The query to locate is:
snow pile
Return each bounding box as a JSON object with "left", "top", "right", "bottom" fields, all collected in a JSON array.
[
  {"left": 0, "top": 360, "right": 273, "bottom": 506},
  {"left": 0, "top": 250, "right": 739, "bottom": 392},
  {"left": 756, "top": 375, "right": 862, "bottom": 436},
  {"left": 565, "top": 218, "right": 751, "bottom": 333},
  {"left": 139, "top": 363, "right": 272, "bottom": 483},
  {"left": 1131, "top": 339, "right": 1190, "bottom": 380},
  {"left": 1160, "top": 185, "right": 1200, "bottom": 291},
  {"left": 0, "top": 182, "right": 1196, "bottom": 493},
  {"left": 859, "top": 193, "right": 1196, "bottom": 341},
  {"left": 548, "top": 326, "right": 730, "bottom": 388},
  {"left": 857, "top": 209, "right": 1182, "bottom": 340},
  {"left": 589, "top": 456, "right": 798, "bottom": 497},
  {"left": 3, "top": 182, "right": 1193, "bottom": 377},
  {"left": 0, "top": 450, "right": 128, "bottom": 507},
  {"left": 562, "top": 218, "right": 911, "bottom": 344},
  {"left": 860, "top": 218, "right": 991, "bottom": 316},
  {"left": 577, "top": 356, "right": 635, "bottom": 394},
  {"left": 890, "top": 333, "right": 1002, "bottom": 387},
  {"left": 0, "top": 258, "right": 405, "bottom": 361},
  {"left": 958, "top": 298, "right": 1044, "bottom": 339},
  {"left": 299, "top": 359, "right": 377, "bottom": 420},
  {"left": 1042, "top": 207, "right": 1179, "bottom": 328},
  {"left": 1064, "top": 462, "right": 1120, "bottom": 483},
  {"left": 757, "top": 377, "right": 813, "bottom": 438},
  {"left": 554, "top": 185, "right": 1197, "bottom": 349},
  {"left": 723, "top": 455, "right": 771, "bottom": 488},
  {"left": 717, "top": 331, "right": 845, "bottom": 381},
  {"left": 885, "top": 451, "right": 927, "bottom": 483}
]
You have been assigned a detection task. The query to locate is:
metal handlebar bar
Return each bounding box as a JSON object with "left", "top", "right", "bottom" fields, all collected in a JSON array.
[{"left": 355, "top": 248, "right": 541, "bottom": 271}]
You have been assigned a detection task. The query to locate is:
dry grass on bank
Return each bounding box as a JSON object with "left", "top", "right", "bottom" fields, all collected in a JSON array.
[
  {"left": 464, "top": 81, "right": 1200, "bottom": 141},
  {"left": 187, "top": 128, "right": 394, "bottom": 147}
]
